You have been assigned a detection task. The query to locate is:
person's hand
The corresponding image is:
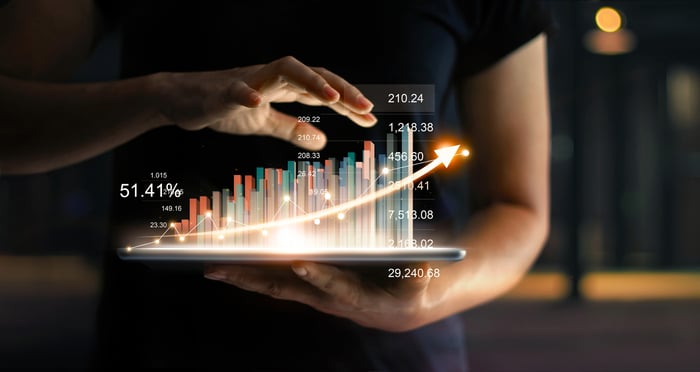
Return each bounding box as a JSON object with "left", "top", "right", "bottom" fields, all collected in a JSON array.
[
  {"left": 153, "top": 56, "right": 377, "bottom": 150},
  {"left": 203, "top": 262, "right": 436, "bottom": 332}
]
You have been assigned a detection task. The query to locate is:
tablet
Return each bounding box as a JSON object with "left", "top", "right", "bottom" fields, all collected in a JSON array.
[{"left": 117, "top": 246, "right": 466, "bottom": 264}]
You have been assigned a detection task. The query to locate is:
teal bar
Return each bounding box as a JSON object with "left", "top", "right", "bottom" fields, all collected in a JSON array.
[
  {"left": 266, "top": 168, "right": 275, "bottom": 222},
  {"left": 256, "top": 167, "right": 265, "bottom": 223},
  {"left": 257, "top": 166, "right": 265, "bottom": 222},
  {"left": 235, "top": 183, "right": 243, "bottom": 204},
  {"left": 299, "top": 160, "right": 309, "bottom": 212},
  {"left": 347, "top": 152, "right": 355, "bottom": 199},
  {"left": 221, "top": 188, "right": 230, "bottom": 218}
]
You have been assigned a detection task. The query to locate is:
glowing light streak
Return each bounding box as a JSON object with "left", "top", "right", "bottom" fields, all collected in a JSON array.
[{"left": 126, "top": 144, "right": 468, "bottom": 247}]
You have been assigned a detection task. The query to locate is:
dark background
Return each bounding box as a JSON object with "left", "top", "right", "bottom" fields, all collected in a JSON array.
[{"left": 1, "top": 1, "right": 699, "bottom": 370}]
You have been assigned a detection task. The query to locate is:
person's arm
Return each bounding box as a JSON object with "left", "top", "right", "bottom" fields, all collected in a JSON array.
[
  {"left": 0, "top": 2, "right": 376, "bottom": 175},
  {"left": 420, "top": 32, "right": 550, "bottom": 320},
  {"left": 0, "top": 63, "right": 377, "bottom": 175},
  {"left": 205, "top": 34, "right": 550, "bottom": 332}
]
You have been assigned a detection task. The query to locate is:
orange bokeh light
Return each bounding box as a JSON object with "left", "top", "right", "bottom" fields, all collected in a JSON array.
[{"left": 595, "top": 7, "right": 622, "bottom": 33}]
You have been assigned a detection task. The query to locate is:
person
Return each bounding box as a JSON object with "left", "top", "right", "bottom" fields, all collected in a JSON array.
[{"left": 0, "top": 0, "right": 552, "bottom": 370}]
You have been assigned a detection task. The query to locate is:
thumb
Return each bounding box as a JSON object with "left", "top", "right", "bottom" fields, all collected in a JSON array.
[{"left": 390, "top": 262, "right": 432, "bottom": 297}]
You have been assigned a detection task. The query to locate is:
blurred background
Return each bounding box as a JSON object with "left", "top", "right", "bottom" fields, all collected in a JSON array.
[{"left": 1, "top": 1, "right": 699, "bottom": 370}]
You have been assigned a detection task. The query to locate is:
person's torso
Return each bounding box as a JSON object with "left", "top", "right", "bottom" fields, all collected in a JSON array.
[{"left": 98, "top": 1, "right": 474, "bottom": 369}]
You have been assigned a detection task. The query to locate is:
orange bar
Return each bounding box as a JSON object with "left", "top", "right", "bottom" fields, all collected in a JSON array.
[
  {"left": 199, "top": 196, "right": 210, "bottom": 215},
  {"left": 189, "top": 198, "right": 198, "bottom": 231},
  {"left": 363, "top": 140, "right": 374, "bottom": 180},
  {"left": 265, "top": 168, "right": 271, "bottom": 193},
  {"left": 174, "top": 222, "right": 182, "bottom": 234},
  {"left": 308, "top": 164, "right": 314, "bottom": 195},
  {"left": 182, "top": 219, "right": 189, "bottom": 234}
]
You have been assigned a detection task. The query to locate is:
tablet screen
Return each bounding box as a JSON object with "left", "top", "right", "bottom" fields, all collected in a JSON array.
[{"left": 116, "top": 84, "right": 470, "bottom": 262}]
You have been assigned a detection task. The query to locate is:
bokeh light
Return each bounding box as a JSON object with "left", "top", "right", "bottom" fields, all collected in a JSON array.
[{"left": 595, "top": 7, "right": 622, "bottom": 33}]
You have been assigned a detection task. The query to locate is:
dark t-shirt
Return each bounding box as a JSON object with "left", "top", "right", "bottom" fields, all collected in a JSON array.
[{"left": 94, "top": 1, "right": 551, "bottom": 370}]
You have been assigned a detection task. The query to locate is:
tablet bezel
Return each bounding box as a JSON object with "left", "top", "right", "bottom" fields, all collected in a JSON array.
[{"left": 117, "top": 246, "right": 466, "bottom": 263}]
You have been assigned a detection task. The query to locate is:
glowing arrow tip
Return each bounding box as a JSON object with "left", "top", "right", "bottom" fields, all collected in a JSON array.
[{"left": 434, "top": 145, "right": 462, "bottom": 168}]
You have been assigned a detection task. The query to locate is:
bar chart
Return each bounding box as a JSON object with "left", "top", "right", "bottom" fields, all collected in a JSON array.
[{"left": 126, "top": 132, "right": 468, "bottom": 250}]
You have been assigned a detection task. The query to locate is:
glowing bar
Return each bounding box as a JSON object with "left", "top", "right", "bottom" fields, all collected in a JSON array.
[
  {"left": 189, "top": 198, "right": 198, "bottom": 234},
  {"left": 264, "top": 168, "right": 272, "bottom": 223},
  {"left": 405, "top": 128, "right": 413, "bottom": 244},
  {"left": 226, "top": 200, "right": 235, "bottom": 245},
  {"left": 199, "top": 196, "right": 210, "bottom": 216},
  {"left": 244, "top": 175, "right": 253, "bottom": 212},
  {"left": 345, "top": 156, "right": 352, "bottom": 248},
  {"left": 386, "top": 133, "right": 395, "bottom": 245},
  {"left": 377, "top": 154, "right": 387, "bottom": 246},
  {"left": 212, "top": 191, "right": 221, "bottom": 230},
  {"left": 356, "top": 162, "right": 364, "bottom": 246},
  {"left": 365, "top": 141, "right": 377, "bottom": 247},
  {"left": 164, "top": 136, "right": 432, "bottom": 248},
  {"left": 221, "top": 188, "right": 230, "bottom": 218},
  {"left": 196, "top": 215, "right": 204, "bottom": 246},
  {"left": 282, "top": 169, "right": 290, "bottom": 220},
  {"left": 181, "top": 219, "right": 189, "bottom": 235},
  {"left": 287, "top": 161, "right": 296, "bottom": 217}
]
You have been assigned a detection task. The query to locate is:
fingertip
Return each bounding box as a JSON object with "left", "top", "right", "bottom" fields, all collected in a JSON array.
[
  {"left": 293, "top": 123, "right": 327, "bottom": 151},
  {"left": 356, "top": 95, "right": 374, "bottom": 112},
  {"left": 310, "top": 133, "right": 327, "bottom": 150},
  {"left": 356, "top": 113, "right": 377, "bottom": 128},
  {"left": 366, "top": 113, "right": 378, "bottom": 126},
  {"left": 323, "top": 85, "right": 340, "bottom": 103}
]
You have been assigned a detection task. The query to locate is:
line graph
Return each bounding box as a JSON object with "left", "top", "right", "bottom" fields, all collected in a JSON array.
[{"left": 125, "top": 136, "right": 469, "bottom": 251}]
